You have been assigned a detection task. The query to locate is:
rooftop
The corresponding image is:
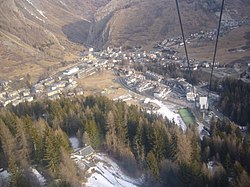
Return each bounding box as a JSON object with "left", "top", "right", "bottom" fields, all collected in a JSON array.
[{"left": 78, "top": 145, "right": 95, "bottom": 157}]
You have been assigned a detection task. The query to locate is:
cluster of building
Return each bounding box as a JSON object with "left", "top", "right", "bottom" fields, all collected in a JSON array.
[
  {"left": 123, "top": 69, "right": 200, "bottom": 102},
  {"left": 123, "top": 71, "right": 170, "bottom": 99},
  {"left": 0, "top": 46, "right": 124, "bottom": 107},
  {"left": 120, "top": 65, "right": 210, "bottom": 115},
  {"left": 71, "top": 145, "right": 96, "bottom": 176},
  {"left": 32, "top": 75, "right": 81, "bottom": 100},
  {"left": 158, "top": 17, "right": 250, "bottom": 50},
  {"left": 0, "top": 80, "right": 34, "bottom": 107},
  {"left": 221, "top": 17, "right": 250, "bottom": 34},
  {"left": 158, "top": 30, "right": 216, "bottom": 49}
]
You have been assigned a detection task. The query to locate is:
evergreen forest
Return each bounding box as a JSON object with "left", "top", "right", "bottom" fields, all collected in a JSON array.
[{"left": 0, "top": 95, "right": 250, "bottom": 186}]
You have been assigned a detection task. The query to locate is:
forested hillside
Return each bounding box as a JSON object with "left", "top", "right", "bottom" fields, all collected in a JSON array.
[
  {"left": 0, "top": 96, "right": 250, "bottom": 186},
  {"left": 219, "top": 78, "right": 250, "bottom": 128}
]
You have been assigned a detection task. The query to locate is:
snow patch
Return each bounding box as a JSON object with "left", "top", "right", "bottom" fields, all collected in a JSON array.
[
  {"left": 69, "top": 137, "right": 80, "bottom": 150},
  {"left": 87, "top": 154, "right": 143, "bottom": 187},
  {"left": 37, "top": 10, "right": 47, "bottom": 19},
  {"left": 198, "top": 122, "right": 210, "bottom": 140},
  {"left": 146, "top": 98, "right": 187, "bottom": 131},
  {"left": 0, "top": 169, "right": 11, "bottom": 186},
  {"left": 30, "top": 167, "right": 46, "bottom": 186},
  {"left": 59, "top": 0, "right": 67, "bottom": 7},
  {"left": 25, "top": 0, "right": 46, "bottom": 22},
  {"left": 23, "top": 7, "right": 45, "bottom": 23},
  {"left": 26, "top": 0, "right": 33, "bottom": 6},
  {"left": 198, "top": 122, "right": 205, "bottom": 140}
]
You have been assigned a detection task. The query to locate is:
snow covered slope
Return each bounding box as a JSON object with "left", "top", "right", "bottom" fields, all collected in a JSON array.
[
  {"left": 87, "top": 154, "right": 143, "bottom": 187},
  {"left": 145, "top": 98, "right": 187, "bottom": 131}
]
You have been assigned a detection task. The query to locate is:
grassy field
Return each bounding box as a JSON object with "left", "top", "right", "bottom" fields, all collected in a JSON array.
[
  {"left": 76, "top": 70, "right": 129, "bottom": 100},
  {"left": 179, "top": 108, "right": 196, "bottom": 126}
]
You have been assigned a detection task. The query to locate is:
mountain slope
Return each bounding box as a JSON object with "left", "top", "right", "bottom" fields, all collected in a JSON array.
[
  {"left": 0, "top": 0, "right": 249, "bottom": 79},
  {"left": 88, "top": 0, "right": 250, "bottom": 48},
  {"left": 0, "top": 0, "right": 109, "bottom": 80}
]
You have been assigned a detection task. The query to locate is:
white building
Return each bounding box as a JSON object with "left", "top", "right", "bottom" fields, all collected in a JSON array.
[
  {"left": 47, "top": 89, "right": 61, "bottom": 97},
  {"left": 25, "top": 96, "right": 34, "bottom": 102},
  {"left": 199, "top": 96, "right": 208, "bottom": 110},
  {"left": 22, "top": 89, "right": 31, "bottom": 97},
  {"left": 186, "top": 92, "right": 196, "bottom": 102},
  {"left": 63, "top": 67, "right": 79, "bottom": 76}
]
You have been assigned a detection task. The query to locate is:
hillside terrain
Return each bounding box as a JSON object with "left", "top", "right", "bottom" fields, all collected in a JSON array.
[
  {"left": 0, "top": 0, "right": 250, "bottom": 80},
  {"left": 88, "top": 0, "right": 250, "bottom": 48},
  {"left": 0, "top": 0, "right": 109, "bottom": 80}
]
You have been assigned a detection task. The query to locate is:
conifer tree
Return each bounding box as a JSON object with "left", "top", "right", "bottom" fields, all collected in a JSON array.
[
  {"left": 105, "top": 111, "right": 118, "bottom": 154},
  {"left": 146, "top": 151, "right": 159, "bottom": 178},
  {"left": 87, "top": 119, "right": 100, "bottom": 149},
  {"left": 190, "top": 132, "right": 201, "bottom": 162},
  {"left": 0, "top": 119, "right": 16, "bottom": 159},
  {"left": 148, "top": 124, "right": 165, "bottom": 162},
  {"left": 8, "top": 156, "right": 20, "bottom": 187},
  {"left": 15, "top": 119, "right": 30, "bottom": 168},
  {"left": 44, "top": 127, "right": 61, "bottom": 176},
  {"left": 55, "top": 128, "right": 71, "bottom": 152},
  {"left": 82, "top": 131, "right": 90, "bottom": 146},
  {"left": 166, "top": 134, "right": 177, "bottom": 161},
  {"left": 133, "top": 121, "right": 145, "bottom": 162}
]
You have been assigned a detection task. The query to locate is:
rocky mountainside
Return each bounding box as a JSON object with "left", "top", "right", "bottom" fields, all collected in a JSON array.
[
  {"left": 0, "top": 0, "right": 249, "bottom": 79},
  {"left": 0, "top": 0, "right": 109, "bottom": 79},
  {"left": 88, "top": 0, "right": 250, "bottom": 48}
]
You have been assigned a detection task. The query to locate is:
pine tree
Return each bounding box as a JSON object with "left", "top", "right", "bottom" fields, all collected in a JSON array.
[
  {"left": 105, "top": 111, "right": 118, "bottom": 154},
  {"left": 22, "top": 116, "right": 43, "bottom": 162},
  {"left": 178, "top": 162, "right": 190, "bottom": 185},
  {"left": 166, "top": 134, "right": 177, "bottom": 161},
  {"left": 114, "top": 103, "right": 129, "bottom": 148},
  {"left": 44, "top": 127, "right": 61, "bottom": 176},
  {"left": 191, "top": 132, "right": 201, "bottom": 162},
  {"left": 15, "top": 119, "right": 30, "bottom": 168},
  {"left": 224, "top": 153, "right": 233, "bottom": 175},
  {"left": 8, "top": 156, "right": 20, "bottom": 187},
  {"left": 1, "top": 111, "right": 17, "bottom": 134},
  {"left": 133, "top": 121, "right": 145, "bottom": 162},
  {"left": 146, "top": 151, "right": 159, "bottom": 178},
  {"left": 82, "top": 131, "right": 90, "bottom": 146},
  {"left": 59, "top": 148, "right": 81, "bottom": 186},
  {"left": 234, "top": 170, "right": 250, "bottom": 187},
  {"left": 55, "top": 128, "right": 71, "bottom": 152},
  {"left": 0, "top": 119, "right": 16, "bottom": 159},
  {"left": 88, "top": 119, "right": 100, "bottom": 149},
  {"left": 176, "top": 132, "right": 192, "bottom": 163},
  {"left": 148, "top": 124, "right": 165, "bottom": 162}
]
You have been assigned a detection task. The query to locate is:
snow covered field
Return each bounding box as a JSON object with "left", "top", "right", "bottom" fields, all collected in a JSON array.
[
  {"left": 69, "top": 138, "right": 143, "bottom": 187},
  {"left": 144, "top": 98, "right": 187, "bottom": 131},
  {"left": 69, "top": 137, "right": 80, "bottom": 150},
  {"left": 87, "top": 154, "right": 143, "bottom": 187},
  {"left": 0, "top": 169, "right": 10, "bottom": 186}
]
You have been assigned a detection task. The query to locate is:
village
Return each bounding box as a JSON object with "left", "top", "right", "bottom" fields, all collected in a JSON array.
[
  {"left": 0, "top": 26, "right": 249, "bottom": 128},
  {"left": 0, "top": 15, "right": 250, "bottom": 108}
]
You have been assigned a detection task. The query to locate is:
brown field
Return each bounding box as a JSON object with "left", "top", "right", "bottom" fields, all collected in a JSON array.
[
  {"left": 0, "top": 50, "right": 79, "bottom": 83},
  {"left": 76, "top": 70, "right": 129, "bottom": 100},
  {"left": 0, "top": 59, "right": 61, "bottom": 83}
]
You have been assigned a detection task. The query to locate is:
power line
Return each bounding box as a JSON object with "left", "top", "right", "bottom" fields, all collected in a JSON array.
[
  {"left": 175, "top": 0, "right": 194, "bottom": 93},
  {"left": 208, "top": 0, "right": 225, "bottom": 98},
  {"left": 175, "top": 0, "right": 225, "bottom": 114}
]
